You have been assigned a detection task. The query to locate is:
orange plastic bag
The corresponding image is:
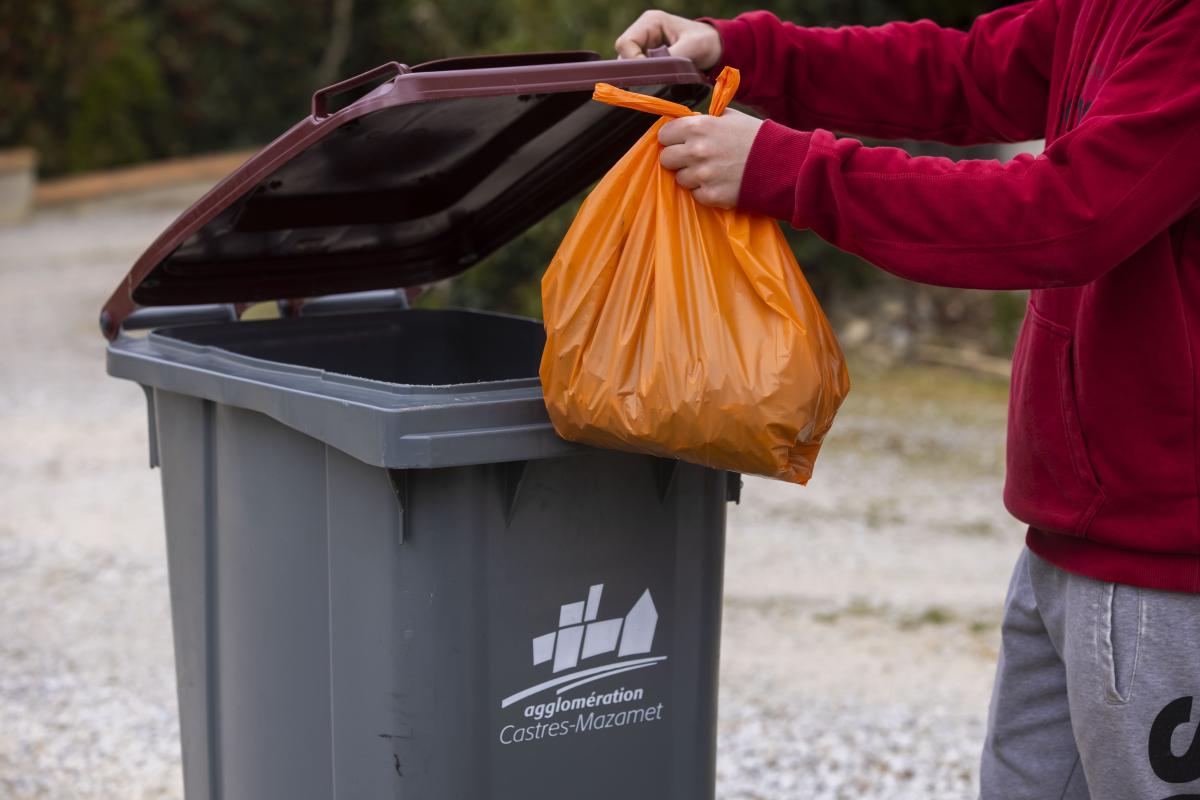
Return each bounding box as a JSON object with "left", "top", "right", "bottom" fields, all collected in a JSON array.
[{"left": 539, "top": 67, "right": 850, "bottom": 484}]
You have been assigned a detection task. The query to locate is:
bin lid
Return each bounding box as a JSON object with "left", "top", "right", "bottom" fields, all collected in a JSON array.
[{"left": 100, "top": 51, "right": 708, "bottom": 339}]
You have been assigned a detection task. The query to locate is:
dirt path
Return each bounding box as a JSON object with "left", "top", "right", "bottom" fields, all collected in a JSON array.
[
  {"left": 0, "top": 196, "right": 1021, "bottom": 799},
  {"left": 718, "top": 366, "right": 1018, "bottom": 798}
]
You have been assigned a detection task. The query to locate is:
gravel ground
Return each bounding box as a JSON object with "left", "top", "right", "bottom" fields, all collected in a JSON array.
[{"left": 0, "top": 191, "right": 1022, "bottom": 798}]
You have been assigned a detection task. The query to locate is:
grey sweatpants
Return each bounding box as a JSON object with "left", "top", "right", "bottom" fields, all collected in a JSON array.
[{"left": 981, "top": 548, "right": 1200, "bottom": 800}]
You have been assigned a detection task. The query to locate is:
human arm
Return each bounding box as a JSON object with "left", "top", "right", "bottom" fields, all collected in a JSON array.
[
  {"left": 661, "top": 1, "right": 1200, "bottom": 290},
  {"left": 686, "top": 1, "right": 1057, "bottom": 145},
  {"left": 738, "top": 2, "right": 1200, "bottom": 290}
]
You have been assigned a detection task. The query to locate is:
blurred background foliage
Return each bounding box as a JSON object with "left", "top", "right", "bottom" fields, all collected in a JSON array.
[{"left": 2, "top": 0, "right": 1023, "bottom": 354}]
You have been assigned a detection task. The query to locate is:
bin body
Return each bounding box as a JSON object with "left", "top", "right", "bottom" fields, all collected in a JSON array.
[
  {"left": 111, "top": 309, "right": 728, "bottom": 799},
  {"left": 100, "top": 51, "right": 726, "bottom": 800}
]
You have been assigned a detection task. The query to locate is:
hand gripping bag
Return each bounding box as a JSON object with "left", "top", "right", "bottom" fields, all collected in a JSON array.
[{"left": 539, "top": 67, "right": 850, "bottom": 484}]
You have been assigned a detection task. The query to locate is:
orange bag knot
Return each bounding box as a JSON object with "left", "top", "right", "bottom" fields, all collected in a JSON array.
[{"left": 593, "top": 66, "right": 741, "bottom": 119}]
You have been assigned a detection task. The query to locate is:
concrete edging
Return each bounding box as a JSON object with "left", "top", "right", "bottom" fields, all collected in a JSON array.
[
  {"left": 0, "top": 148, "right": 38, "bottom": 224},
  {"left": 34, "top": 150, "right": 258, "bottom": 207}
]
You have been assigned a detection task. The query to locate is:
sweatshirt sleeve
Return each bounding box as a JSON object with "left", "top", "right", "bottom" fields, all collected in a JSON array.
[
  {"left": 737, "top": 1, "right": 1200, "bottom": 291},
  {"left": 703, "top": 2, "right": 1057, "bottom": 145}
]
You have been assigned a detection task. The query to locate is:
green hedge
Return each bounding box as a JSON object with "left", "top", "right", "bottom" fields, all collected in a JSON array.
[
  {"left": 3, "top": 0, "right": 1007, "bottom": 324},
  {"left": 3, "top": 1, "right": 1000, "bottom": 176}
]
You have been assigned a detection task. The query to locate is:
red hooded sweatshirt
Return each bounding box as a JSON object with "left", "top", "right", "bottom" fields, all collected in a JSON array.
[{"left": 704, "top": 0, "right": 1200, "bottom": 591}]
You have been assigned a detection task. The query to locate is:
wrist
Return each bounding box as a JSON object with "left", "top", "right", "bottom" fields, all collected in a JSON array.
[
  {"left": 737, "top": 120, "right": 812, "bottom": 221},
  {"left": 696, "top": 21, "right": 723, "bottom": 71},
  {"left": 696, "top": 16, "right": 756, "bottom": 82}
]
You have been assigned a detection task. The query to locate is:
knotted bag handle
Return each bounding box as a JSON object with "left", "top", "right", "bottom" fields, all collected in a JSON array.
[{"left": 593, "top": 66, "right": 740, "bottom": 119}]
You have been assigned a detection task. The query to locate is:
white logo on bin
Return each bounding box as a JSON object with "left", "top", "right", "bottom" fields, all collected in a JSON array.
[{"left": 499, "top": 584, "right": 666, "bottom": 709}]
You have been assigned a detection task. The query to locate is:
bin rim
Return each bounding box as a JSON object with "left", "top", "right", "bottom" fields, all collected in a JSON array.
[
  {"left": 148, "top": 306, "right": 544, "bottom": 395},
  {"left": 99, "top": 51, "right": 708, "bottom": 340},
  {"left": 106, "top": 307, "right": 586, "bottom": 469}
]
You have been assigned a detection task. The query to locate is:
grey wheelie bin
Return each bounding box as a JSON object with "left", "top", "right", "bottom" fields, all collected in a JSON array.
[{"left": 101, "top": 52, "right": 737, "bottom": 800}]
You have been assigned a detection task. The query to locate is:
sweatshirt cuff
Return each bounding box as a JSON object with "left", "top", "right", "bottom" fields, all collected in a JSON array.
[
  {"left": 738, "top": 120, "right": 811, "bottom": 222},
  {"left": 696, "top": 16, "right": 757, "bottom": 85}
]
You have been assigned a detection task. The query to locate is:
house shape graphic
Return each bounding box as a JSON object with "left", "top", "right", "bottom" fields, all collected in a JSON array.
[{"left": 531, "top": 584, "right": 657, "bottom": 673}]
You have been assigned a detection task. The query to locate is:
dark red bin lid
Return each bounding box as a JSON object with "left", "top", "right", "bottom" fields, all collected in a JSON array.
[{"left": 100, "top": 50, "right": 708, "bottom": 339}]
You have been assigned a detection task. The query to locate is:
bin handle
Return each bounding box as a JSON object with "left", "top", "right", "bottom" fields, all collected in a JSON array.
[{"left": 312, "top": 61, "right": 410, "bottom": 119}]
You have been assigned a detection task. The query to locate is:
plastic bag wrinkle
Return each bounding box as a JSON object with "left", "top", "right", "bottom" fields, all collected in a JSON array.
[{"left": 540, "top": 67, "right": 850, "bottom": 484}]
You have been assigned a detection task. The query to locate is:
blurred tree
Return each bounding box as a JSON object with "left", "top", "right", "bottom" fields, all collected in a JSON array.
[
  {"left": 3, "top": 0, "right": 1004, "bottom": 171},
  {"left": 139, "top": 1, "right": 332, "bottom": 156},
  {"left": 2, "top": 0, "right": 1020, "bottom": 352},
  {"left": 314, "top": 0, "right": 355, "bottom": 89},
  {"left": 1, "top": 0, "right": 171, "bottom": 174}
]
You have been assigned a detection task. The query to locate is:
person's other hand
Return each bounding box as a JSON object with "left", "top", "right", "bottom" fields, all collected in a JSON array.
[
  {"left": 658, "top": 109, "right": 763, "bottom": 208},
  {"left": 614, "top": 10, "right": 722, "bottom": 70}
]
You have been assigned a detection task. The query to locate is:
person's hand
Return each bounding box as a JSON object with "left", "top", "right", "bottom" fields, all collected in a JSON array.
[
  {"left": 614, "top": 10, "right": 722, "bottom": 70},
  {"left": 658, "top": 109, "right": 763, "bottom": 208}
]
